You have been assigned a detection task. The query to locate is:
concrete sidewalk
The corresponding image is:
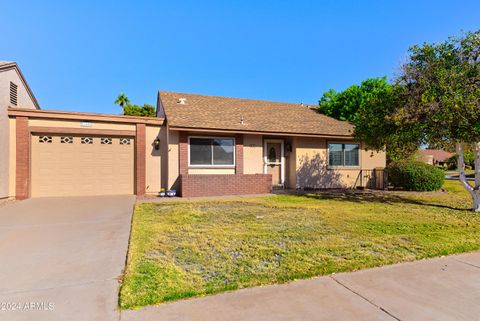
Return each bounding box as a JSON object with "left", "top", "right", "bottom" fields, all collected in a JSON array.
[{"left": 121, "top": 252, "right": 480, "bottom": 321}]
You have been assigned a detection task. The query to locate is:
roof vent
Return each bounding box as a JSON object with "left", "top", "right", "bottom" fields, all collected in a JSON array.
[
  {"left": 177, "top": 98, "right": 187, "bottom": 104},
  {"left": 10, "top": 82, "right": 18, "bottom": 106}
]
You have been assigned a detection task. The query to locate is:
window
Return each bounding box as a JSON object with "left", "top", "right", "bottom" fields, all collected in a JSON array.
[
  {"left": 38, "top": 136, "right": 52, "bottom": 143},
  {"left": 81, "top": 137, "right": 93, "bottom": 144},
  {"left": 328, "top": 143, "right": 359, "bottom": 166},
  {"left": 189, "top": 137, "right": 235, "bottom": 166},
  {"left": 119, "top": 138, "right": 131, "bottom": 145},
  {"left": 101, "top": 138, "right": 112, "bottom": 145},
  {"left": 60, "top": 136, "right": 73, "bottom": 144}
]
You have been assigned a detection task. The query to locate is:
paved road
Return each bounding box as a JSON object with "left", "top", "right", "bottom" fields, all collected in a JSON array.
[
  {"left": 122, "top": 252, "right": 480, "bottom": 321},
  {"left": 0, "top": 195, "right": 135, "bottom": 321}
]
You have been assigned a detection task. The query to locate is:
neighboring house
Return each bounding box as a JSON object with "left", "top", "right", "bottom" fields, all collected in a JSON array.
[
  {"left": 3, "top": 62, "right": 386, "bottom": 200},
  {"left": 0, "top": 61, "right": 39, "bottom": 199},
  {"left": 417, "top": 149, "right": 454, "bottom": 167}
]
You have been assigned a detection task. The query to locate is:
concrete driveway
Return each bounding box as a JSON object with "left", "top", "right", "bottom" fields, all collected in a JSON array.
[{"left": 0, "top": 195, "right": 135, "bottom": 321}]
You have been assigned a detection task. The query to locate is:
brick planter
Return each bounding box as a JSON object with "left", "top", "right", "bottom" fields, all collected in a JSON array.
[{"left": 180, "top": 174, "right": 272, "bottom": 197}]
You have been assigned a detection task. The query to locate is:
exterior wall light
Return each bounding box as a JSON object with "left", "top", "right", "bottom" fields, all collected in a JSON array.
[{"left": 154, "top": 137, "right": 160, "bottom": 150}]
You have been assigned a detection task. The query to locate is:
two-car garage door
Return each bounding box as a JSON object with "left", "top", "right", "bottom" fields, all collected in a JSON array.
[{"left": 31, "top": 134, "right": 134, "bottom": 197}]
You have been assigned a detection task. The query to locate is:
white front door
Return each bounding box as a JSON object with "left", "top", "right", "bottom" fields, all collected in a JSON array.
[{"left": 264, "top": 139, "right": 285, "bottom": 186}]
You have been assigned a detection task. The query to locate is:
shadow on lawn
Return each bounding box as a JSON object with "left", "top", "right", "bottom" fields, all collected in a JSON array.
[{"left": 295, "top": 192, "right": 470, "bottom": 212}]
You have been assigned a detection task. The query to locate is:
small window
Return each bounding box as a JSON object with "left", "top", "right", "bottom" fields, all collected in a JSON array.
[
  {"left": 60, "top": 136, "right": 73, "bottom": 144},
  {"left": 81, "top": 137, "right": 93, "bottom": 144},
  {"left": 38, "top": 136, "right": 52, "bottom": 143},
  {"left": 10, "top": 82, "right": 18, "bottom": 106},
  {"left": 329, "top": 143, "right": 359, "bottom": 166},
  {"left": 101, "top": 138, "right": 112, "bottom": 145},
  {"left": 189, "top": 137, "right": 235, "bottom": 166},
  {"left": 119, "top": 138, "right": 131, "bottom": 145}
]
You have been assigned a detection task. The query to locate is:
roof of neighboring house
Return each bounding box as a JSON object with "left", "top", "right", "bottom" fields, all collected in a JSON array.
[
  {"left": 158, "top": 91, "right": 354, "bottom": 137},
  {"left": 418, "top": 149, "right": 455, "bottom": 162},
  {"left": 0, "top": 61, "right": 40, "bottom": 109}
]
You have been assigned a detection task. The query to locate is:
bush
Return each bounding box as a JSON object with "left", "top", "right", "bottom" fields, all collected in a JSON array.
[{"left": 388, "top": 161, "right": 444, "bottom": 191}]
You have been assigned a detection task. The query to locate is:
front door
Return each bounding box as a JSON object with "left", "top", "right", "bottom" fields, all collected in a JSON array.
[{"left": 264, "top": 140, "right": 284, "bottom": 186}]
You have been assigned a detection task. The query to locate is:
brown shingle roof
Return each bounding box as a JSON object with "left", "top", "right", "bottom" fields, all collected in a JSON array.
[{"left": 159, "top": 91, "right": 354, "bottom": 137}]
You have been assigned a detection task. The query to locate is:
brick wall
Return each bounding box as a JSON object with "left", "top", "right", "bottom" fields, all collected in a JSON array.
[
  {"left": 179, "top": 131, "right": 188, "bottom": 175},
  {"left": 180, "top": 174, "right": 272, "bottom": 197},
  {"left": 179, "top": 132, "right": 245, "bottom": 175},
  {"left": 135, "top": 123, "right": 146, "bottom": 196},
  {"left": 235, "top": 134, "right": 243, "bottom": 174}
]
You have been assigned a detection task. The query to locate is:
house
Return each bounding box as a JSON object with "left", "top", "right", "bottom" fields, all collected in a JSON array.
[
  {"left": 417, "top": 149, "right": 455, "bottom": 167},
  {"left": 2, "top": 62, "right": 386, "bottom": 200}
]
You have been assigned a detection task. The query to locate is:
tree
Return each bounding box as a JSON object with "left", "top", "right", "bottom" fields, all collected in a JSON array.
[
  {"left": 395, "top": 30, "right": 480, "bottom": 210},
  {"left": 317, "top": 77, "right": 419, "bottom": 161},
  {"left": 114, "top": 93, "right": 156, "bottom": 117},
  {"left": 114, "top": 93, "right": 130, "bottom": 108}
]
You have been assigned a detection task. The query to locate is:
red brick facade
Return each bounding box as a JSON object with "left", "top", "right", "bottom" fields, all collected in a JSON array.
[
  {"left": 235, "top": 134, "right": 243, "bottom": 174},
  {"left": 179, "top": 131, "right": 188, "bottom": 175},
  {"left": 15, "top": 116, "right": 29, "bottom": 200},
  {"left": 179, "top": 132, "right": 245, "bottom": 175},
  {"left": 135, "top": 123, "right": 146, "bottom": 196},
  {"left": 180, "top": 174, "right": 272, "bottom": 197}
]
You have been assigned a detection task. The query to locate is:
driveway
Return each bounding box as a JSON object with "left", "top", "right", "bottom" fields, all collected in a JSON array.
[
  {"left": 122, "top": 252, "right": 480, "bottom": 321},
  {"left": 0, "top": 195, "right": 135, "bottom": 321}
]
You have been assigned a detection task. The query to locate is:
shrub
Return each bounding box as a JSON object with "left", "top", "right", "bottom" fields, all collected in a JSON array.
[{"left": 388, "top": 161, "right": 444, "bottom": 191}]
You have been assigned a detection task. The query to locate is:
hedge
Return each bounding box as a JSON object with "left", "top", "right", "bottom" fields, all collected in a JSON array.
[{"left": 388, "top": 161, "right": 444, "bottom": 191}]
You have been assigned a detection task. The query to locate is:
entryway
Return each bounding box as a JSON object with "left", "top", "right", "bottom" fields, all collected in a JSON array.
[{"left": 264, "top": 139, "right": 285, "bottom": 187}]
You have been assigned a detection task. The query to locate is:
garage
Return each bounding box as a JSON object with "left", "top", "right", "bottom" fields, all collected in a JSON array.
[{"left": 31, "top": 134, "right": 135, "bottom": 197}]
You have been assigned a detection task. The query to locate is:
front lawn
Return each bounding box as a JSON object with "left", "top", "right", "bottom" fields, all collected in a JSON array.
[{"left": 120, "top": 181, "right": 480, "bottom": 309}]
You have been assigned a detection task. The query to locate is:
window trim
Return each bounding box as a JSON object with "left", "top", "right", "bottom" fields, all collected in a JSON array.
[
  {"left": 327, "top": 141, "right": 361, "bottom": 168},
  {"left": 188, "top": 136, "right": 236, "bottom": 168}
]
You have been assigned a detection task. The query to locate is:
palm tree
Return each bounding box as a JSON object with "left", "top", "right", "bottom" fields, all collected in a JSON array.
[{"left": 114, "top": 93, "right": 130, "bottom": 108}]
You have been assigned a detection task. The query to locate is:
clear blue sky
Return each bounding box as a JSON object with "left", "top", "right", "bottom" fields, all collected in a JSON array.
[{"left": 2, "top": 0, "right": 479, "bottom": 114}]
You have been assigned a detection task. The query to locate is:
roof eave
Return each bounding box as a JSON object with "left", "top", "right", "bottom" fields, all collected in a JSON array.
[{"left": 168, "top": 125, "right": 353, "bottom": 139}]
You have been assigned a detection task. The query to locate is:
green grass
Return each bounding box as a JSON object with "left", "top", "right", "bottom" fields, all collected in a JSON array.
[{"left": 119, "top": 181, "right": 480, "bottom": 309}]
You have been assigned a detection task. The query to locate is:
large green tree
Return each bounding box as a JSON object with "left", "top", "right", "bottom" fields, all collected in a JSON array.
[
  {"left": 317, "top": 77, "right": 419, "bottom": 161},
  {"left": 396, "top": 30, "right": 480, "bottom": 210}
]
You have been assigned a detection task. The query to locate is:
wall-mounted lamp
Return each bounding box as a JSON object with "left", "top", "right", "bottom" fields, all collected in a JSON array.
[
  {"left": 154, "top": 137, "right": 160, "bottom": 150},
  {"left": 285, "top": 142, "right": 292, "bottom": 153}
]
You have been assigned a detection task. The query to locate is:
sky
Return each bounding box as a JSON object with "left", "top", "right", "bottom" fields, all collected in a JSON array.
[{"left": 2, "top": 0, "right": 479, "bottom": 114}]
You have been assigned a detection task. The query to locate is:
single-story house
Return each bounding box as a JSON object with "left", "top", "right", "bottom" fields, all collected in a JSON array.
[
  {"left": 417, "top": 149, "right": 455, "bottom": 167},
  {"left": 1, "top": 62, "right": 386, "bottom": 200}
]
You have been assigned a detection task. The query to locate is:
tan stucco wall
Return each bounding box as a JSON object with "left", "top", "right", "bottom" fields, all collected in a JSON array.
[
  {"left": 295, "top": 137, "right": 386, "bottom": 189},
  {"left": 287, "top": 138, "right": 297, "bottom": 189},
  {"left": 243, "top": 134, "right": 264, "bottom": 174},
  {"left": 1, "top": 68, "right": 37, "bottom": 198},
  {"left": 28, "top": 119, "right": 136, "bottom": 131},
  {"left": 145, "top": 125, "right": 163, "bottom": 194},
  {"left": 168, "top": 130, "right": 180, "bottom": 190}
]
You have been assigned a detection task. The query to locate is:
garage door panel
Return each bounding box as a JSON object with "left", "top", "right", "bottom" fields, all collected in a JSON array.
[{"left": 31, "top": 135, "right": 134, "bottom": 197}]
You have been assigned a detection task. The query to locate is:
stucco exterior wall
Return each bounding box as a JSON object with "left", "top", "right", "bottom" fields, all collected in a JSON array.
[
  {"left": 243, "top": 134, "right": 263, "bottom": 174},
  {"left": 0, "top": 68, "right": 37, "bottom": 199},
  {"left": 145, "top": 125, "right": 163, "bottom": 194},
  {"left": 28, "top": 118, "right": 136, "bottom": 131},
  {"left": 168, "top": 130, "right": 180, "bottom": 190},
  {"left": 295, "top": 137, "right": 386, "bottom": 189}
]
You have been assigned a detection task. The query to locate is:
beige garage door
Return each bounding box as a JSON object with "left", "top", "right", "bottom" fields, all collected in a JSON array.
[{"left": 31, "top": 135, "right": 134, "bottom": 197}]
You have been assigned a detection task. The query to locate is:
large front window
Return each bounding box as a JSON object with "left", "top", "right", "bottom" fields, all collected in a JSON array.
[
  {"left": 328, "top": 143, "right": 359, "bottom": 166},
  {"left": 189, "top": 137, "right": 235, "bottom": 166}
]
